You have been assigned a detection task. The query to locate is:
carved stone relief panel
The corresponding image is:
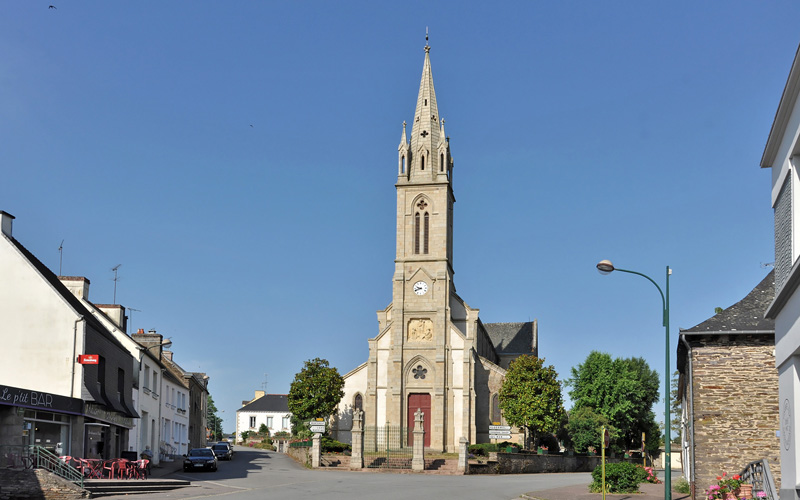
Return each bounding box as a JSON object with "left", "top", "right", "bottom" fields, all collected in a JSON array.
[{"left": 408, "top": 319, "right": 433, "bottom": 342}]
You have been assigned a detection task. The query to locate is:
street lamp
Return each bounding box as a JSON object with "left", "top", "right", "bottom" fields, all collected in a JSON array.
[{"left": 596, "top": 259, "right": 672, "bottom": 500}]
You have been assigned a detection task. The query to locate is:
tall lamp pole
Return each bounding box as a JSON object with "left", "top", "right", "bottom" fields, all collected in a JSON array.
[{"left": 596, "top": 260, "right": 671, "bottom": 500}]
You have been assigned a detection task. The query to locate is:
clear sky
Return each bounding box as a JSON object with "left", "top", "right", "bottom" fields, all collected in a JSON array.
[{"left": 2, "top": 1, "right": 798, "bottom": 433}]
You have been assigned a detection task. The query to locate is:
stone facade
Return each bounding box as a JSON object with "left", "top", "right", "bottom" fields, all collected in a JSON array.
[
  {"left": 0, "top": 469, "right": 89, "bottom": 500},
  {"left": 334, "top": 44, "right": 535, "bottom": 453},
  {"left": 677, "top": 271, "right": 780, "bottom": 498},
  {"left": 682, "top": 337, "right": 780, "bottom": 495}
]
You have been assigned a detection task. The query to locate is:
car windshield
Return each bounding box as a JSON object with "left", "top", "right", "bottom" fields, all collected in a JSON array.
[
  {"left": 189, "top": 449, "right": 213, "bottom": 457},
  {"left": 212, "top": 445, "right": 228, "bottom": 450}
]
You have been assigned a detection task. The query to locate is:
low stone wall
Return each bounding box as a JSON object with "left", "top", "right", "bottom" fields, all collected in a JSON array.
[
  {"left": 287, "top": 446, "right": 311, "bottom": 468},
  {"left": 0, "top": 469, "right": 89, "bottom": 500},
  {"left": 469, "top": 453, "right": 638, "bottom": 475}
]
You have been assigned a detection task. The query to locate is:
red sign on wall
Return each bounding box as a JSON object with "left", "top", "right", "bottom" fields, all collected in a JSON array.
[{"left": 78, "top": 355, "right": 99, "bottom": 364}]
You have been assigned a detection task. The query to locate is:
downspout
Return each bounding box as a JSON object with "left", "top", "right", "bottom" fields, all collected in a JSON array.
[
  {"left": 680, "top": 334, "right": 695, "bottom": 499},
  {"left": 71, "top": 316, "right": 84, "bottom": 398}
]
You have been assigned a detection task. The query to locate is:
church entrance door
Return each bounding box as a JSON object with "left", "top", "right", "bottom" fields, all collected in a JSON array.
[{"left": 407, "top": 393, "right": 431, "bottom": 447}]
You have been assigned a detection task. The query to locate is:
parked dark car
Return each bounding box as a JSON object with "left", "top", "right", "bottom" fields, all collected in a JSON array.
[
  {"left": 183, "top": 448, "right": 217, "bottom": 472},
  {"left": 212, "top": 442, "right": 233, "bottom": 460}
]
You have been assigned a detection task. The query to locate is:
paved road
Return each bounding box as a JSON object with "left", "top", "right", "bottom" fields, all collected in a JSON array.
[{"left": 105, "top": 447, "right": 593, "bottom": 500}]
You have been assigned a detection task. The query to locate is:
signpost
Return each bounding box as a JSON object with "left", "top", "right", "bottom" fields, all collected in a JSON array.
[
  {"left": 601, "top": 426, "right": 609, "bottom": 500},
  {"left": 489, "top": 424, "right": 511, "bottom": 441},
  {"left": 309, "top": 419, "right": 326, "bottom": 433}
]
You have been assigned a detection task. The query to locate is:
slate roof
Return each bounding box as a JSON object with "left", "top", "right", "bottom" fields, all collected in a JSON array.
[
  {"left": 484, "top": 322, "right": 535, "bottom": 354},
  {"left": 238, "top": 394, "right": 290, "bottom": 413},
  {"left": 682, "top": 271, "right": 775, "bottom": 333}
]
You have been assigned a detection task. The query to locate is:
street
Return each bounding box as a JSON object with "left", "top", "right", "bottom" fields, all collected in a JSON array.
[{"left": 102, "top": 447, "right": 592, "bottom": 500}]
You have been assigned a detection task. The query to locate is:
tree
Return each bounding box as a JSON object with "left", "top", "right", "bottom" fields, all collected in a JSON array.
[
  {"left": 566, "top": 406, "right": 617, "bottom": 453},
  {"left": 207, "top": 395, "right": 223, "bottom": 441},
  {"left": 566, "top": 351, "right": 660, "bottom": 453},
  {"left": 258, "top": 423, "right": 270, "bottom": 436},
  {"left": 498, "top": 355, "right": 565, "bottom": 447},
  {"left": 288, "top": 358, "right": 345, "bottom": 435}
]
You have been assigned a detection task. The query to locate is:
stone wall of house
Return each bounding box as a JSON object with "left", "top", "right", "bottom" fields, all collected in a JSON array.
[
  {"left": 0, "top": 469, "right": 88, "bottom": 500},
  {"left": 690, "top": 337, "right": 780, "bottom": 495},
  {"left": 287, "top": 446, "right": 311, "bottom": 468}
]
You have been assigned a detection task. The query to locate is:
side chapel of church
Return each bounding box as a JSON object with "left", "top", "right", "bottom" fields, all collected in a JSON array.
[{"left": 333, "top": 42, "right": 538, "bottom": 453}]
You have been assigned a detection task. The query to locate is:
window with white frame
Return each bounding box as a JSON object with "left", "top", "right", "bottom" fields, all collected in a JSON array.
[
  {"left": 267, "top": 416, "right": 273, "bottom": 429},
  {"left": 249, "top": 416, "right": 256, "bottom": 428}
]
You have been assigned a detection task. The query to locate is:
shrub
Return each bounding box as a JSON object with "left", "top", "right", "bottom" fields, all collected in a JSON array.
[
  {"left": 536, "top": 433, "right": 560, "bottom": 453},
  {"left": 468, "top": 443, "right": 498, "bottom": 456},
  {"left": 589, "top": 462, "right": 642, "bottom": 493},
  {"left": 321, "top": 437, "right": 351, "bottom": 453},
  {"left": 674, "top": 476, "right": 690, "bottom": 494}
]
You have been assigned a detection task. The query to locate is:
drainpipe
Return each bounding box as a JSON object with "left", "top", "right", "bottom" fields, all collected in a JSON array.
[
  {"left": 680, "top": 334, "right": 695, "bottom": 499},
  {"left": 71, "top": 316, "right": 84, "bottom": 398}
]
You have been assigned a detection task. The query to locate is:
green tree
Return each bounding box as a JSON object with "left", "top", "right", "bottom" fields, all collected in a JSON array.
[
  {"left": 288, "top": 358, "right": 345, "bottom": 435},
  {"left": 258, "top": 423, "right": 270, "bottom": 436},
  {"left": 207, "top": 395, "right": 223, "bottom": 441},
  {"left": 566, "top": 406, "right": 617, "bottom": 453},
  {"left": 567, "top": 351, "right": 660, "bottom": 453},
  {"left": 498, "top": 355, "right": 565, "bottom": 446}
]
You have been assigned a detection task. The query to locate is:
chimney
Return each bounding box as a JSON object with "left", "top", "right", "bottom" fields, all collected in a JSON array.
[
  {"left": 59, "top": 276, "right": 90, "bottom": 300},
  {"left": 95, "top": 304, "right": 126, "bottom": 331},
  {"left": 162, "top": 350, "right": 173, "bottom": 361},
  {"left": 0, "top": 211, "right": 14, "bottom": 237},
  {"left": 132, "top": 328, "right": 165, "bottom": 353},
  {"left": 254, "top": 390, "right": 265, "bottom": 400}
]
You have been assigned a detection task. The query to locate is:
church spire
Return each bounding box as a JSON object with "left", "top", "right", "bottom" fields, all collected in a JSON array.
[{"left": 408, "top": 40, "right": 441, "bottom": 173}]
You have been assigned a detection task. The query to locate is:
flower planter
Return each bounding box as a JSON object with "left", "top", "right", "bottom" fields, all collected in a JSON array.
[
  {"left": 505, "top": 446, "right": 519, "bottom": 453},
  {"left": 537, "top": 449, "right": 546, "bottom": 455}
]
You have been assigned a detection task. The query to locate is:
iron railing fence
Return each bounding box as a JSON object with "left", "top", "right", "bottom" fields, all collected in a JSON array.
[
  {"left": 364, "top": 425, "right": 412, "bottom": 469},
  {"left": 740, "top": 458, "right": 776, "bottom": 500},
  {"left": 0, "top": 445, "right": 83, "bottom": 488},
  {"left": 289, "top": 439, "right": 312, "bottom": 448}
]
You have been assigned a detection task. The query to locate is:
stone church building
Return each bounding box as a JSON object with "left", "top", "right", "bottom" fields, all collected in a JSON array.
[{"left": 333, "top": 43, "right": 537, "bottom": 453}]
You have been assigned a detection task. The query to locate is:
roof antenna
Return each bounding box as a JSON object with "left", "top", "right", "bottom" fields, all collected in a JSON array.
[
  {"left": 111, "top": 264, "right": 122, "bottom": 304},
  {"left": 58, "top": 240, "right": 64, "bottom": 276},
  {"left": 128, "top": 307, "right": 141, "bottom": 334},
  {"left": 261, "top": 374, "right": 268, "bottom": 393}
]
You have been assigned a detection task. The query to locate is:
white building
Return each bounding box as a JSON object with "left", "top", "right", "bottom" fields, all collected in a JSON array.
[
  {"left": 236, "top": 392, "right": 292, "bottom": 440},
  {"left": 0, "top": 211, "right": 137, "bottom": 459},
  {"left": 761, "top": 43, "right": 800, "bottom": 500}
]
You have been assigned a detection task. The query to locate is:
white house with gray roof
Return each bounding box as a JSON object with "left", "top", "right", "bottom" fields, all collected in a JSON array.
[{"left": 236, "top": 392, "right": 292, "bottom": 442}]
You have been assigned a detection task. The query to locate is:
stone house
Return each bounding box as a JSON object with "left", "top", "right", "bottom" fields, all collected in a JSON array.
[{"left": 677, "top": 271, "right": 780, "bottom": 498}]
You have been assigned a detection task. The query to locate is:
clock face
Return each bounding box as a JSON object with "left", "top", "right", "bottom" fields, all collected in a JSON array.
[{"left": 413, "top": 281, "right": 428, "bottom": 295}]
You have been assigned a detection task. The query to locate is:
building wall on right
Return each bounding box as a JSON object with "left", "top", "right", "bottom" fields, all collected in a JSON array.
[{"left": 761, "top": 43, "right": 800, "bottom": 500}]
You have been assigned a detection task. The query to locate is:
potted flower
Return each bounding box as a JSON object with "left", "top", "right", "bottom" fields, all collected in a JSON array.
[
  {"left": 587, "top": 446, "right": 597, "bottom": 456},
  {"left": 537, "top": 445, "right": 548, "bottom": 455},
  {"left": 707, "top": 472, "right": 751, "bottom": 500}
]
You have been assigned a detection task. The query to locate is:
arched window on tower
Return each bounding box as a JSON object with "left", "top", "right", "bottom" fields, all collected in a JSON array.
[
  {"left": 440, "top": 153, "right": 444, "bottom": 172},
  {"left": 414, "top": 213, "right": 420, "bottom": 254},
  {"left": 401, "top": 155, "right": 406, "bottom": 174},
  {"left": 423, "top": 212, "right": 429, "bottom": 254},
  {"left": 421, "top": 155, "right": 425, "bottom": 171}
]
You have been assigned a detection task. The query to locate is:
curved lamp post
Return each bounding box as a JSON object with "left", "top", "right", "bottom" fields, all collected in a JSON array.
[{"left": 596, "top": 260, "right": 672, "bottom": 500}]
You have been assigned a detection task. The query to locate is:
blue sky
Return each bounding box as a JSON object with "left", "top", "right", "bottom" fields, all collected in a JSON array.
[{"left": 2, "top": 1, "right": 798, "bottom": 432}]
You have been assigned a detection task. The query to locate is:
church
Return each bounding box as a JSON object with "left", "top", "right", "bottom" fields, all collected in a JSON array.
[{"left": 333, "top": 42, "right": 538, "bottom": 453}]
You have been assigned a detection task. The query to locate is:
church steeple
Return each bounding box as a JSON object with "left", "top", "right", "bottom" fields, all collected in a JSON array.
[
  {"left": 409, "top": 44, "right": 441, "bottom": 160},
  {"left": 397, "top": 38, "right": 451, "bottom": 183}
]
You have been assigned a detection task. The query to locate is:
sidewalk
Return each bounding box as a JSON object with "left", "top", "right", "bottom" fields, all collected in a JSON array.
[
  {"left": 147, "top": 459, "right": 184, "bottom": 479},
  {"left": 520, "top": 482, "right": 691, "bottom": 500}
]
